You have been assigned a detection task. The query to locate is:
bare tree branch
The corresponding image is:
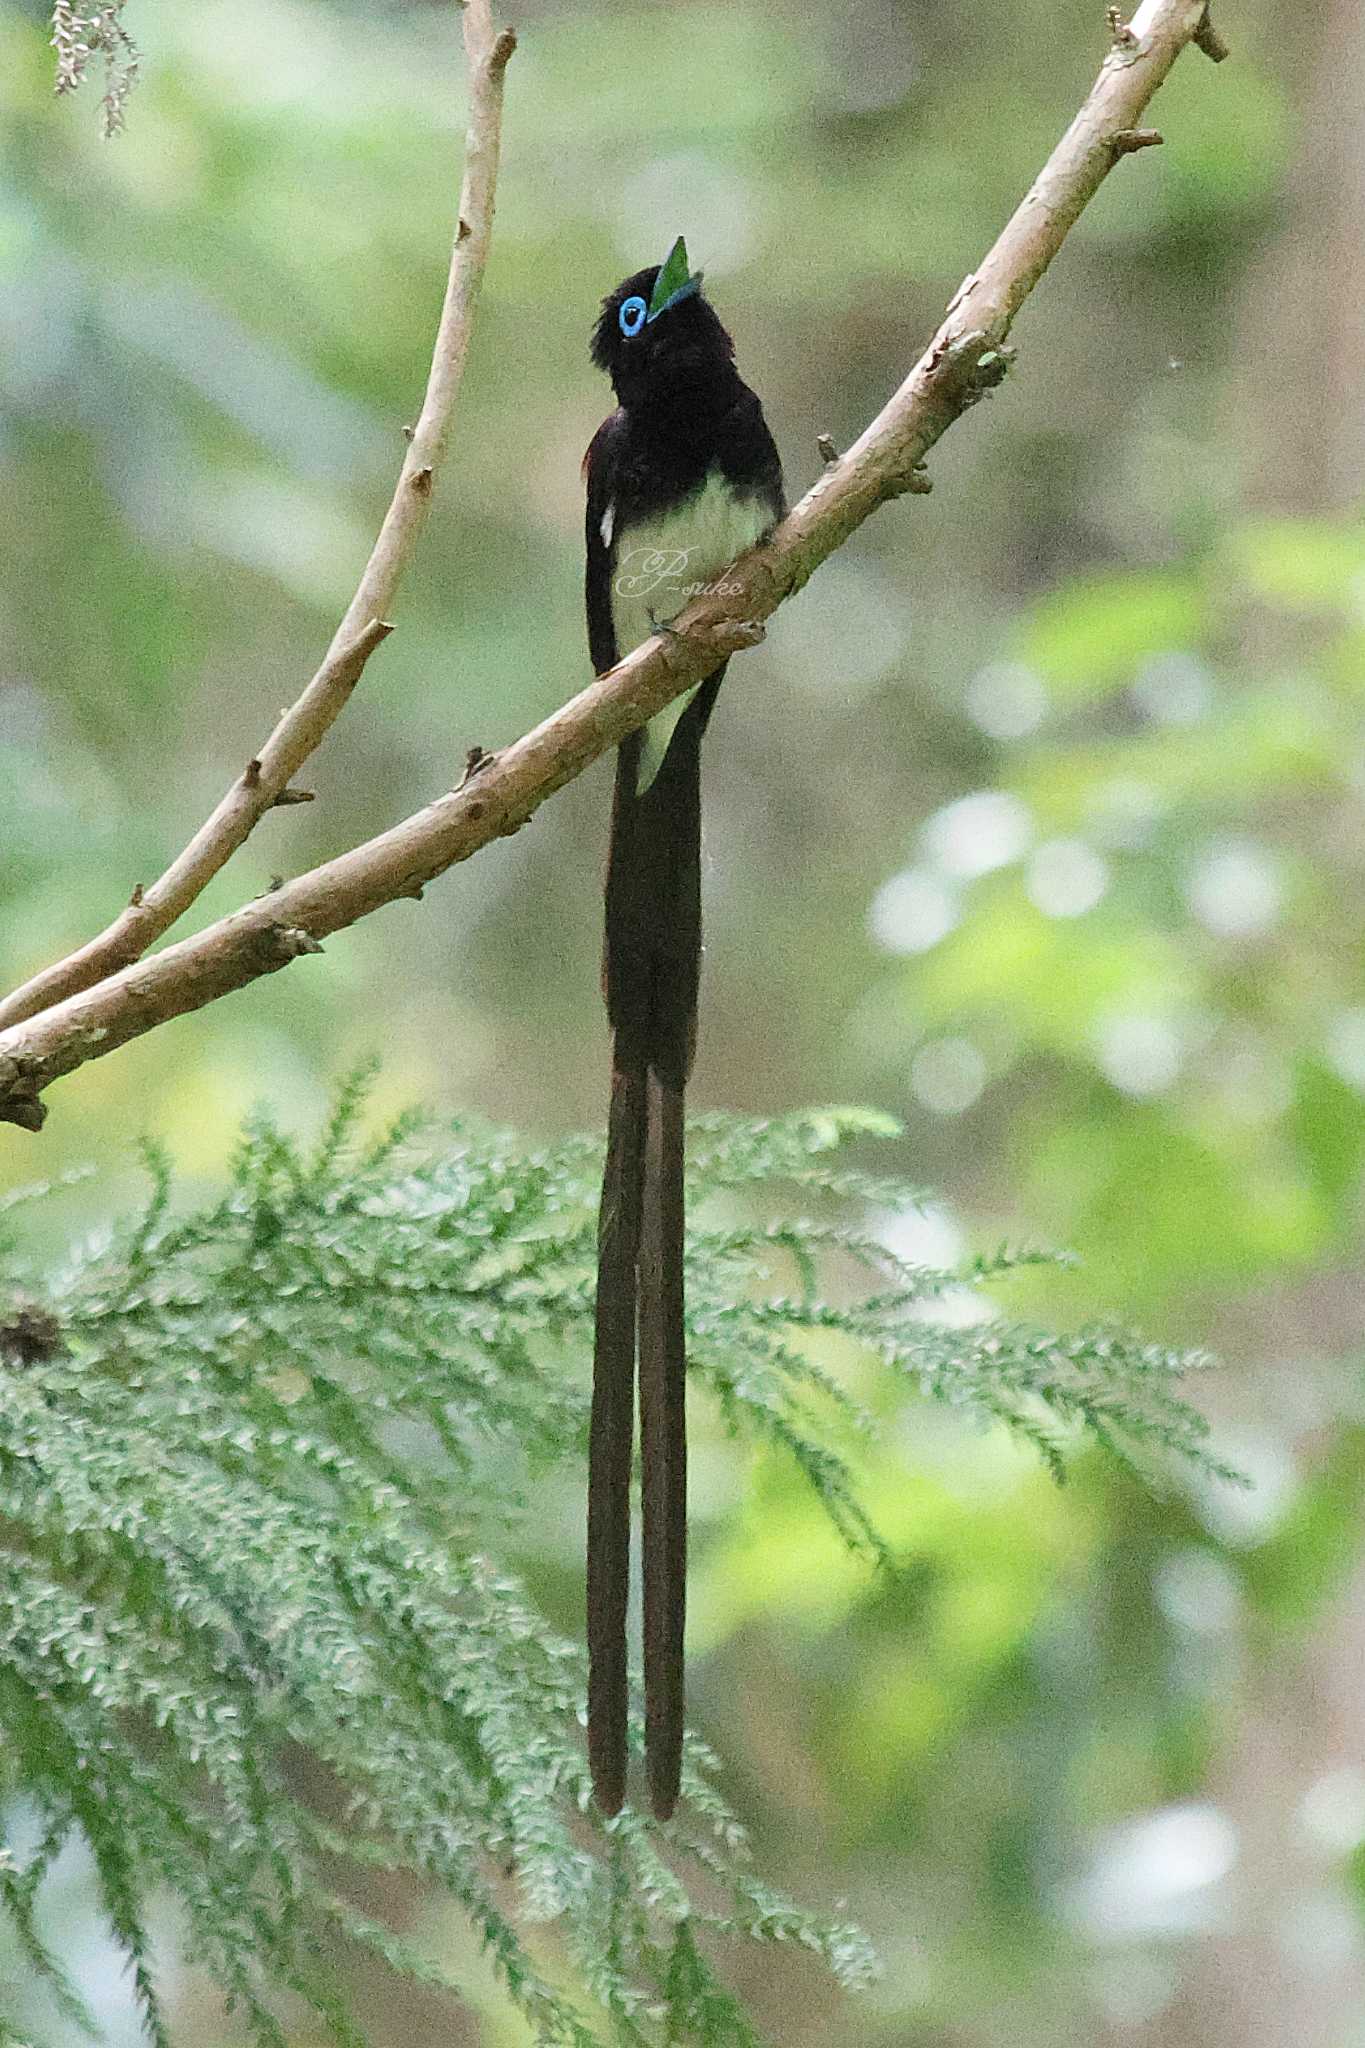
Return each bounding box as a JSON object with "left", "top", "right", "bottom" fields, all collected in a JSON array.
[
  {"left": 1194, "top": 5, "right": 1231, "bottom": 62},
  {"left": 0, "top": 0, "right": 1225, "bottom": 1133},
  {"left": 0, "top": 0, "right": 516, "bottom": 1039}
]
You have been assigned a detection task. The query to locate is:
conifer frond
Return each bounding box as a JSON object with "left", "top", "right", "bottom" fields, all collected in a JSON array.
[
  {"left": 0, "top": 1085, "right": 1230, "bottom": 2045},
  {"left": 50, "top": 4, "right": 139, "bottom": 136}
]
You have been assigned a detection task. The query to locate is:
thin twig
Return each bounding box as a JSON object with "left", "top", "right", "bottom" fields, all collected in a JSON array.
[
  {"left": 1193, "top": 6, "right": 1230, "bottom": 62},
  {"left": 0, "top": 0, "right": 516, "bottom": 1037},
  {"left": 0, "top": 0, "right": 1219, "bottom": 1131}
]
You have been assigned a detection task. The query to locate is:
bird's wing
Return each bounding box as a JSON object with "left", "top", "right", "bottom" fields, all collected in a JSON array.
[
  {"left": 584, "top": 409, "right": 626, "bottom": 676},
  {"left": 718, "top": 383, "right": 786, "bottom": 525}
]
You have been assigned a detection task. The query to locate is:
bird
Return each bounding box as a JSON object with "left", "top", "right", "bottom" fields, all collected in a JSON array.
[{"left": 582, "top": 237, "right": 784, "bottom": 1820}]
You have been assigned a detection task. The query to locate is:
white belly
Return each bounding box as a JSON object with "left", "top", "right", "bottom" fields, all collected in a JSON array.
[{"left": 609, "top": 472, "right": 770, "bottom": 789}]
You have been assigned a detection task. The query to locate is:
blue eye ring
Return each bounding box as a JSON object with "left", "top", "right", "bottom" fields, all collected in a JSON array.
[{"left": 618, "top": 294, "right": 647, "bottom": 339}]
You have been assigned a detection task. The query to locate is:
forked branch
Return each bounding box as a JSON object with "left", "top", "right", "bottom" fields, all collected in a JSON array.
[
  {"left": 0, "top": 0, "right": 516, "bottom": 1039},
  {"left": 0, "top": 0, "right": 1225, "bottom": 1131}
]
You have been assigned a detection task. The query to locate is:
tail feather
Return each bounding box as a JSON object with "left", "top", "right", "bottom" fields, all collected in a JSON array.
[
  {"left": 638, "top": 1070, "right": 687, "bottom": 1819},
  {"left": 587, "top": 1042, "right": 645, "bottom": 1816},
  {"left": 589, "top": 675, "right": 722, "bottom": 1818}
]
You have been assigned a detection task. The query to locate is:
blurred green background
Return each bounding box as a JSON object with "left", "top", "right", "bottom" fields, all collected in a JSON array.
[{"left": 5, "top": 0, "right": 1365, "bottom": 2040}]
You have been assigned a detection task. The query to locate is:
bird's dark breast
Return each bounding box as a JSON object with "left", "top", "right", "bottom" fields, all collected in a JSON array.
[{"left": 612, "top": 384, "right": 782, "bottom": 528}]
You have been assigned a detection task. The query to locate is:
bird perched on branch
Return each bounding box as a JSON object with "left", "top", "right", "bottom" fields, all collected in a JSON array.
[{"left": 583, "top": 238, "right": 784, "bottom": 1819}]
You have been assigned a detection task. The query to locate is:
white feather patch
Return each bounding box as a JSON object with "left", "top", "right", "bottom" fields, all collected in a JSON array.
[
  {"left": 600, "top": 502, "right": 614, "bottom": 549},
  {"left": 610, "top": 472, "right": 770, "bottom": 791}
]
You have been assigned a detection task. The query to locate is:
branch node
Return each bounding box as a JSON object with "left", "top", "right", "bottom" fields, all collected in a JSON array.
[
  {"left": 460, "top": 745, "right": 495, "bottom": 787},
  {"left": 1106, "top": 7, "right": 1139, "bottom": 53},
  {"left": 884, "top": 461, "right": 934, "bottom": 502},
  {"left": 490, "top": 28, "right": 518, "bottom": 72},
  {"left": 1111, "top": 126, "right": 1163, "bottom": 154},
  {"left": 129, "top": 882, "right": 144, "bottom": 908},
  {"left": 975, "top": 345, "right": 1016, "bottom": 386},
  {"left": 1193, "top": 6, "right": 1229, "bottom": 61},
  {"left": 945, "top": 326, "right": 989, "bottom": 367},
  {"left": 410, "top": 466, "right": 435, "bottom": 496},
  {"left": 273, "top": 925, "right": 324, "bottom": 960},
  {"left": 945, "top": 271, "right": 979, "bottom": 317},
  {"left": 720, "top": 619, "right": 766, "bottom": 652},
  {"left": 816, "top": 433, "right": 839, "bottom": 467},
  {"left": 243, "top": 758, "right": 263, "bottom": 789},
  {"left": 0, "top": 1056, "right": 46, "bottom": 1133},
  {"left": 271, "top": 787, "right": 316, "bottom": 808},
  {"left": 402, "top": 423, "right": 415, "bottom": 441},
  {"left": 457, "top": 217, "right": 472, "bottom": 242},
  {"left": 950, "top": 342, "right": 1016, "bottom": 412}
]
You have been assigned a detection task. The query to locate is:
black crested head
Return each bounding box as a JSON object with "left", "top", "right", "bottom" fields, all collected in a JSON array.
[{"left": 591, "top": 236, "right": 738, "bottom": 412}]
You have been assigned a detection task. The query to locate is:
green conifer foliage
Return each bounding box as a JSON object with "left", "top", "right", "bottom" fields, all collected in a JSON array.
[{"left": 0, "top": 1076, "right": 1230, "bottom": 2045}]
